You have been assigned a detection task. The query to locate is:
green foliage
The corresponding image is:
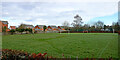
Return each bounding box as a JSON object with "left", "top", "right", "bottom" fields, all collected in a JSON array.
[
  {"left": 25, "top": 28, "right": 29, "bottom": 31},
  {"left": 2, "top": 26, "right": 7, "bottom": 32},
  {"left": 28, "top": 29, "right": 32, "bottom": 33},
  {"left": 43, "top": 26, "right": 47, "bottom": 32},
  {"left": 25, "top": 28, "right": 32, "bottom": 33},
  {"left": 16, "top": 28, "right": 25, "bottom": 34},
  {"left": 114, "top": 22, "right": 120, "bottom": 31},
  {"left": 9, "top": 29, "right": 15, "bottom": 35},
  {"left": 16, "top": 28, "right": 19, "bottom": 31}
]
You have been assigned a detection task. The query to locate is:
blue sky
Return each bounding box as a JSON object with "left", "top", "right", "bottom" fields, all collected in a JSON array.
[
  {"left": 0, "top": 2, "right": 118, "bottom": 27},
  {"left": 88, "top": 13, "right": 118, "bottom": 25}
]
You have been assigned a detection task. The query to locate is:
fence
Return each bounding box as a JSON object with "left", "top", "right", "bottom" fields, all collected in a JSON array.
[{"left": 60, "top": 31, "right": 119, "bottom": 33}]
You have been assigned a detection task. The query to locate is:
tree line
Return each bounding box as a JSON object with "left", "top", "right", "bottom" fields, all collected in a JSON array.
[{"left": 62, "top": 14, "right": 120, "bottom": 32}]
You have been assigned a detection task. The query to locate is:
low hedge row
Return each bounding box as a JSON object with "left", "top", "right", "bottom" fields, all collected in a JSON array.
[
  {"left": 0, "top": 49, "right": 116, "bottom": 60},
  {"left": 1, "top": 49, "right": 52, "bottom": 60}
]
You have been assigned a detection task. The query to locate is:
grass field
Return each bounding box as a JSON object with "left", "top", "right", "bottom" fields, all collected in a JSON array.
[{"left": 2, "top": 33, "right": 118, "bottom": 58}]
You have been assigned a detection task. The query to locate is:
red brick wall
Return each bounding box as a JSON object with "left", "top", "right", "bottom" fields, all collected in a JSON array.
[
  {"left": 2, "top": 24, "right": 8, "bottom": 29},
  {"left": 0, "top": 21, "right": 8, "bottom": 32}
]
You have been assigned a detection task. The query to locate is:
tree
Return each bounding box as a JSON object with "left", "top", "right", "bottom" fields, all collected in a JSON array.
[
  {"left": 9, "top": 29, "right": 15, "bottom": 35},
  {"left": 18, "top": 29, "right": 25, "bottom": 34},
  {"left": 43, "top": 26, "right": 47, "bottom": 33},
  {"left": 89, "top": 26, "right": 95, "bottom": 31},
  {"left": 94, "top": 21, "right": 104, "bottom": 30},
  {"left": 28, "top": 29, "right": 32, "bottom": 33},
  {"left": 18, "top": 24, "right": 25, "bottom": 29},
  {"left": 113, "top": 22, "right": 120, "bottom": 31},
  {"left": 17, "top": 24, "right": 26, "bottom": 34},
  {"left": 16, "top": 28, "right": 19, "bottom": 31},
  {"left": 71, "top": 14, "right": 83, "bottom": 28},
  {"left": 62, "top": 21, "right": 70, "bottom": 30},
  {"left": 2, "top": 26, "right": 7, "bottom": 32},
  {"left": 25, "top": 28, "right": 29, "bottom": 34},
  {"left": 83, "top": 24, "right": 90, "bottom": 30},
  {"left": 112, "top": 22, "right": 116, "bottom": 29},
  {"left": 104, "top": 25, "right": 107, "bottom": 30}
]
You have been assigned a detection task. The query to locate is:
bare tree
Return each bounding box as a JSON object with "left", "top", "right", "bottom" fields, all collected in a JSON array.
[
  {"left": 112, "top": 22, "right": 116, "bottom": 29},
  {"left": 83, "top": 24, "right": 90, "bottom": 30},
  {"left": 62, "top": 21, "right": 70, "bottom": 29},
  {"left": 112, "top": 22, "right": 120, "bottom": 31},
  {"left": 94, "top": 21, "right": 104, "bottom": 29},
  {"left": 71, "top": 14, "right": 83, "bottom": 28}
]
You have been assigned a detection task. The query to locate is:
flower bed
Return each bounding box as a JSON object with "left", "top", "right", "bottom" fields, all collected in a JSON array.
[
  {"left": 0, "top": 49, "right": 116, "bottom": 60},
  {"left": 1, "top": 49, "right": 49, "bottom": 60}
]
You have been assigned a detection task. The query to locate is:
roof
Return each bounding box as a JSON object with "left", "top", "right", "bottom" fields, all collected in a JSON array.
[
  {"left": 21, "top": 24, "right": 34, "bottom": 29},
  {"left": 10, "top": 26, "right": 16, "bottom": 29},
  {"left": 1, "top": 21, "right": 8, "bottom": 24},
  {"left": 58, "top": 26, "right": 65, "bottom": 29},
  {"left": 49, "top": 25, "right": 57, "bottom": 29},
  {"left": 37, "top": 25, "right": 45, "bottom": 28}
]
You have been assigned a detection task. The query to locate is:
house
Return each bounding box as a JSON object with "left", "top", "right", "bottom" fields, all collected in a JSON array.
[
  {"left": 19, "top": 24, "right": 35, "bottom": 33},
  {"left": 19, "top": 24, "right": 34, "bottom": 29},
  {"left": 35, "top": 25, "right": 45, "bottom": 33},
  {"left": 10, "top": 26, "right": 16, "bottom": 30},
  {"left": 58, "top": 26, "right": 65, "bottom": 31},
  {"left": 0, "top": 21, "right": 9, "bottom": 32},
  {"left": 47, "top": 25, "right": 58, "bottom": 32}
]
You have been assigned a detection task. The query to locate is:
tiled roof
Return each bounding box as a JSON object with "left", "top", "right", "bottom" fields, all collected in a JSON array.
[
  {"left": 49, "top": 25, "right": 57, "bottom": 29},
  {"left": 21, "top": 24, "right": 34, "bottom": 29},
  {"left": 10, "top": 26, "right": 16, "bottom": 29},
  {"left": 37, "top": 25, "right": 45, "bottom": 28},
  {"left": 58, "top": 26, "right": 65, "bottom": 29}
]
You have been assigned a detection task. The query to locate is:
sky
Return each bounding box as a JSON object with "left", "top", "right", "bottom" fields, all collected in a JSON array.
[{"left": 0, "top": 0, "right": 119, "bottom": 27}]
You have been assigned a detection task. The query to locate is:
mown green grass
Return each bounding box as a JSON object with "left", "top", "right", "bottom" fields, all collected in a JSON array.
[{"left": 2, "top": 33, "right": 118, "bottom": 58}]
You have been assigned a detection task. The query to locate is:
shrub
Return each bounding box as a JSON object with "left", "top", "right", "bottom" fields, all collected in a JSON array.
[
  {"left": 9, "top": 29, "right": 15, "bottom": 35},
  {"left": 1, "top": 49, "right": 48, "bottom": 60}
]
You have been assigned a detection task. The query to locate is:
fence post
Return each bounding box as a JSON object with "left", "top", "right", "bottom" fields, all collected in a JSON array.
[
  {"left": 70, "top": 56, "right": 71, "bottom": 60},
  {"left": 76, "top": 56, "right": 78, "bottom": 60}
]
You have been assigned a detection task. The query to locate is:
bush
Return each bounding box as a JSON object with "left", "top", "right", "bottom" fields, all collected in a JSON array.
[
  {"left": 9, "top": 29, "right": 15, "bottom": 35},
  {"left": 1, "top": 49, "right": 48, "bottom": 60}
]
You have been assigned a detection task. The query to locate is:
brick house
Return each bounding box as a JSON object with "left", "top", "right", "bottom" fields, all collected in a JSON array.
[
  {"left": 0, "top": 21, "right": 9, "bottom": 32},
  {"left": 47, "top": 26, "right": 59, "bottom": 32},
  {"left": 35, "top": 25, "right": 45, "bottom": 31},
  {"left": 58, "top": 26, "right": 65, "bottom": 31},
  {"left": 10, "top": 26, "right": 16, "bottom": 30},
  {"left": 19, "top": 24, "right": 35, "bottom": 33}
]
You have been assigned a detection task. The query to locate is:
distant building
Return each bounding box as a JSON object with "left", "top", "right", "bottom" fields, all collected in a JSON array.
[
  {"left": 35, "top": 25, "right": 45, "bottom": 33},
  {"left": 10, "top": 26, "right": 16, "bottom": 30},
  {"left": 19, "top": 24, "right": 35, "bottom": 33},
  {"left": 58, "top": 26, "right": 65, "bottom": 31},
  {"left": 0, "top": 21, "right": 9, "bottom": 32},
  {"left": 19, "top": 24, "right": 34, "bottom": 29},
  {"left": 46, "top": 25, "right": 59, "bottom": 32}
]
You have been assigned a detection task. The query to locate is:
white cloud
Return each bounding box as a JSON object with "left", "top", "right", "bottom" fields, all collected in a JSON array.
[
  {"left": 51, "top": 8, "right": 76, "bottom": 13},
  {"left": 1, "top": 2, "right": 118, "bottom": 27},
  {"left": 1, "top": 0, "right": 119, "bottom": 2}
]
